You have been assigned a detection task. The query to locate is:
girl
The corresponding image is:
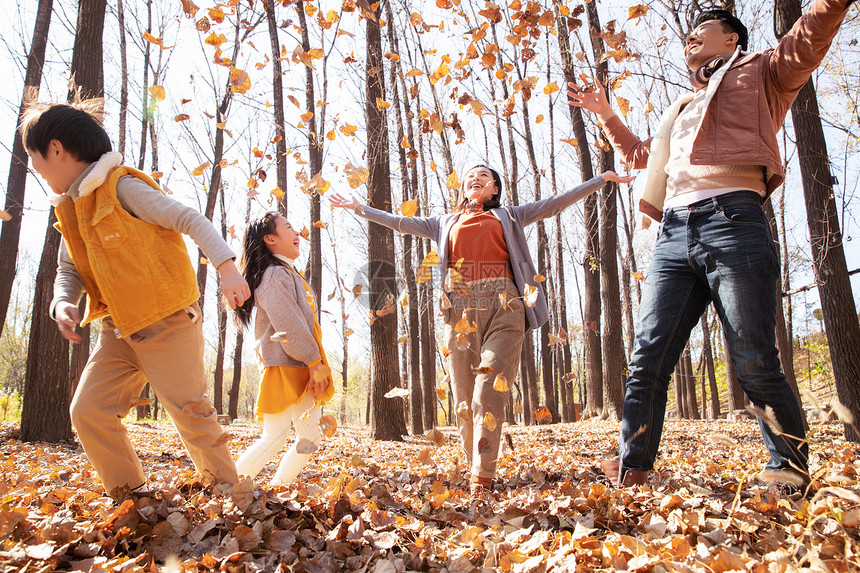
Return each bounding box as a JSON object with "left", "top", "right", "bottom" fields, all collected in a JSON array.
[
  {"left": 332, "top": 165, "right": 633, "bottom": 497},
  {"left": 233, "top": 212, "right": 334, "bottom": 485}
]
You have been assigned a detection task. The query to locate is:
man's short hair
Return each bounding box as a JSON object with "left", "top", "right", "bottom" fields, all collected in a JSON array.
[
  {"left": 20, "top": 101, "right": 112, "bottom": 163},
  {"left": 694, "top": 10, "right": 749, "bottom": 52}
]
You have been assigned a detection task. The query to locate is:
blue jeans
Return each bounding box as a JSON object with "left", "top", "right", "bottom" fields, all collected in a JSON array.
[{"left": 620, "top": 191, "right": 808, "bottom": 474}]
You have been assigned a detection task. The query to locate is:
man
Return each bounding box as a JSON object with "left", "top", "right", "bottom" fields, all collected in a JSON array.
[{"left": 568, "top": 0, "right": 854, "bottom": 490}]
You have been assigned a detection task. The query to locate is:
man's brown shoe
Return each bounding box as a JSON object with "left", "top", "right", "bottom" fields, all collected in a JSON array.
[{"left": 599, "top": 460, "right": 648, "bottom": 487}]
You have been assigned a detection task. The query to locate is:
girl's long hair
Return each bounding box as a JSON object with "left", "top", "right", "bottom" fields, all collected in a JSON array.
[
  {"left": 454, "top": 164, "right": 503, "bottom": 212},
  {"left": 234, "top": 211, "right": 283, "bottom": 327}
]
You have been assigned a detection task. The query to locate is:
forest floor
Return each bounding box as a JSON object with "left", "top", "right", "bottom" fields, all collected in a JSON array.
[{"left": 0, "top": 412, "right": 858, "bottom": 572}]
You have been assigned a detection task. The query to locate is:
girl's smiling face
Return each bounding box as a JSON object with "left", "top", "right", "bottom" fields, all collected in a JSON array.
[
  {"left": 463, "top": 166, "right": 498, "bottom": 204},
  {"left": 264, "top": 216, "right": 301, "bottom": 259}
]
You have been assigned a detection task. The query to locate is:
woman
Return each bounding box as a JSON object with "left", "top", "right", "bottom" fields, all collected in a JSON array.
[{"left": 331, "top": 165, "right": 633, "bottom": 498}]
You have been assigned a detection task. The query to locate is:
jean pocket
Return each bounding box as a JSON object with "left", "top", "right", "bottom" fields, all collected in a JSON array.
[{"left": 718, "top": 202, "right": 766, "bottom": 228}]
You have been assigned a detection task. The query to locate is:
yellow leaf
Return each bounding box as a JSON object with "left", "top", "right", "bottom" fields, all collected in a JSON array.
[
  {"left": 445, "top": 171, "right": 459, "bottom": 190},
  {"left": 200, "top": 257, "right": 210, "bottom": 265},
  {"left": 326, "top": 129, "right": 336, "bottom": 140},
  {"left": 436, "top": 387, "right": 448, "bottom": 401},
  {"left": 301, "top": 111, "right": 315, "bottom": 123},
  {"left": 543, "top": 81, "right": 559, "bottom": 95},
  {"left": 560, "top": 138, "right": 578, "bottom": 147},
  {"left": 421, "top": 250, "right": 440, "bottom": 267},
  {"left": 454, "top": 311, "right": 477, "bottom": 334},
  {"left": 493, "top": 373, "right": 509, "bottom": 392},
  {"left": 340, "top": 124, "right": 358, "bottom": 136},
  {"left": 300, "top": 226, "right": 310, "bottom": 240},
  {"left": 535, "top": 114, "right": 544, "bottom": 123},
  {"left": 0, "top": 210, "right": 12, "bottom": 221},
  {"left": 150, "top": 171, "right": 163, "bottom": 180},
  {"left": 148, "top": 85, "right": 165, "bottom": 101},
  {"left": 376, "top": 98, "right": 391, "bottom": 110},
  {"left": 616, "top": 96, "right": 630, "bottom": 116},
  {"left": 142, "top": 32, "right": 164, "bottom": 46},
  {"left": 384, "top": 51, "right": 400, "bottom": 62},
  {"left": 271, "top": 187, "right": 285, "bottom": 202},
  {"left": 405, "top": 68, "right": 423, "bottom": 77},
  {"left": 313, "top": 220, "right": 327, "bottom": 229},
  {"left": 400, "top": 135, "right": 410, "bottom": 149},
  {"left": 534, "top": 274, "right": 546, "bottom": 283},
  {"left": 192, "top": 161, "right": 210, "bottom": 176},
  {"left": 398, "top": 198, "right": 418, "bottom": 218},
  {"left": 205, "top": 32, "right": 227, "bottom": 47},
  {"left": 644, "top": 102, "right": 654, "bottom": 114},
  {"left": 344, "top": 163, "right": 369, "bottom": 188},
  {"left": 483, "top": 412, "right": 497, "bottom": 431}
]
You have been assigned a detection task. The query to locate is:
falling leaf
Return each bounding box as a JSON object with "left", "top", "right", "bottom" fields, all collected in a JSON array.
[
  {"left": 229, "top": 68, "right": 251, "bottom": 94},
  {"left": 313, "top": 220, "right": 327, "bottom": 229},
  {"left": 295, "top": 439, "right": 318, "bottom": 454},
  {"left": 483, "top": 412, "right": 498, "bottom": 431},
  {"left": 549, "top": 326, "right": 568, "bottom": 346},
  {"left": 523, "top": 285, "right": 539, "bottom": 308},
  {"left": 148, "top": 85, "right": 166, "bottom": 101},
  {"left": 628, "top": 4, "right": 650, "bottom": 20},
  {"left": 617, "top": 96, "right": 631, "bottom": 116},
  {"left": 454, "top": 311, "right": 477, "bottom": 334},
  {"left": 319, "top": 414, "right": 337, "bottom": 437},
  {"left": 633, "top": 271, "right": 645, "bottom": 281},
  {"left": 543, "top": 81, "right": 559, "bottom": 95},
  {"left": 417, "top": 448, "right": 433, "bottom": 465},
  {"left": 300, "top": 226, "right": 310, "bottom": 240},
  {"left": 560, "top": 138, "right": 579, "bottom": 147},
  {"left": 424, "top": 427, "right": 446, "bottom": 446},
  {"left": 533, "top": 406, "right": 552, "bottom": 424},
  {"left": 384, "top": 387, "right": 410, "bottom": 399},
  {"left": 535, "top": 114, "right": 544, "bottom": 123},
  {"left": 376, "top": 98, "right": 391, "bottom": 110},
  {"left": 174, "top": 114, "right": 190, "bottom": 122},
  {"left": 445, "top": 171, "right": 460, "bottom": 190},
  {"left": 150, "top": 171, "right": 163, "bottom": 180},
  {"left": 398, "top": 290, "right": 409, "bottom": 307},
  {"left": 456, "top": 401, "right": 470, "bottom": 421},
  {"left": 405, "top": 68, "right": 423, "bottom": 77},
  {"left": 205, "top": 32, "right": 227, "bottom": 47},
  {"left": 180, "top": 0, "right": 199, "bottom": 18},
  {"left": 270, "top": 332, "right": 290, "bottom": 342},
  {"left": 398, "top": 198, "right": 418, "bottom": 218},
  {"left": 586, "top": 320, "right": 599, "bottom": 334},
  {"left": 192, "top": 161, "right": 210, "bottom": 177},
  {"left": 436, "top": 387, "right": 448, "bottom": 401},
  {"left": 472, "top": 366, "right": 494, "bottom": 376},
  {"left": 534, "top": 274, "right": 546, "bottom": 283},
  {"left": 493, "top": 373, "right": 509, "bottom": 392}
]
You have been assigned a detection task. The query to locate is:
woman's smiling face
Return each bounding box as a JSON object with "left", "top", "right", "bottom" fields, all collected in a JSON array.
[{"left": 463, "top": 166, "right": 498, "bottom": 204}]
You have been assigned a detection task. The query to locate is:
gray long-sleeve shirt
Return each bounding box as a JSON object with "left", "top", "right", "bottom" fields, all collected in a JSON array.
[
  {"left": 51, "top": 163, "right": 234, "bottom": 318},
  {"left": 356, "top": 175, "right": 606, "bottom": 330}
]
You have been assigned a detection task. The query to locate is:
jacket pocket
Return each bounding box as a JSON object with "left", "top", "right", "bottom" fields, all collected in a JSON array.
[{"left": 90, "top": 203, "right": 129, "bottom": 249}]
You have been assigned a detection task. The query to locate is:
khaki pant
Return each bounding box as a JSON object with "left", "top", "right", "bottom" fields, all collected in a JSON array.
[
  {"left": 443, "top": 278, "right": 525, "bottom": 478},
  {"left": 70, "top": 305, "right": 238, "bottom": 496}
]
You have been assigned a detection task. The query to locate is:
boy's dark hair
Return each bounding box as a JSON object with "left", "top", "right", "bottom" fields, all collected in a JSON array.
[
  {"left": 20, "top": 101, "right": 112, "bottom": 163},
  {"left": 694, "top": 10, "right": 748, "bottom": 52},
  {"left": 455, "top": 164, "right": 503, "bottom": 212}
]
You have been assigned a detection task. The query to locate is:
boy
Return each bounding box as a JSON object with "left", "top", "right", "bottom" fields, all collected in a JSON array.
[{"left": 21, "top": 101, "right": 248, "bottom": 498}]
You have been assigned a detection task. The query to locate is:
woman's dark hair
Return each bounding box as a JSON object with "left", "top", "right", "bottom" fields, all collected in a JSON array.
[
  {"left": 20, "top": 101, "right": 112, "bottom": 163},
  {"left": 694, "top": 10, "right": 748, "bottom": 52},
  {"left": 234, "top": 211, "right": 284, "bottom": 327},
  {"left": 455, "top": 164, "right": 503, "bottom": 212}
]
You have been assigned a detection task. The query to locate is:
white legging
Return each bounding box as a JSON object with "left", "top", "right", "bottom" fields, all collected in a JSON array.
[{"left": 235, "top": 392, "right": 322, "bottom": 485}]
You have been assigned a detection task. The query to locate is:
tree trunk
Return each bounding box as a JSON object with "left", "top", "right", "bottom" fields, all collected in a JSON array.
[
  {"left": 674, "top": 364, "right": 685, "bottom": 419},
  {"left": 583, "top": 0, "right": 624, "bottom": 421},
  {"left": 554, "top": 0, "right": 602, "bottom": 418},
  {"left": 116, "top": 0, "right": 128, "bottom": 156},
  {"left": 228, "top": 328, "right": 243, "bottom": 420},
  {"left": 682, "top": 345, "right": 699, "bottom": 419},
  {"left": 296, "top": 1, "right": 322, "bottom": 307},
  {"left": 701, "top": 313, "right": 720, "bottom": 419},
  {"left": 366, "top": 1, "right": 405, "bottom": 441},
  {"left": 724, "top": 331, "right": 745, "bottom": 412},
  {"left": 0, "top": 0, "right": 53, "bottom": 340},
  {"left": 774, "top": 0, "right": 858, "bottom": 440},
  {"left": 265, "top": 0, "right": 288, "bottom": 216},
  {"left": 136, "top": 0, "right": 152, "bottom": 171},
  {"left": 22, "top": 0, "right": 106, "bottom": 444}
]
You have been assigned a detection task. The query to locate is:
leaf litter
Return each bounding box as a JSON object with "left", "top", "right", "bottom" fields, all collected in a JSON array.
[{"left": 0, "top": 417, "right": 857, "bottom": 571}]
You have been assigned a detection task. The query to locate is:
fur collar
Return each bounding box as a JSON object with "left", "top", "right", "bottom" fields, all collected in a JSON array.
[{"left": 78, "top": 152, "right": 123, "bottom": 197}]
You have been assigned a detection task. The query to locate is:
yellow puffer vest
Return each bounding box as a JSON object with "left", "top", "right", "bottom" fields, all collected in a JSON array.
[{"left": 54, "top": 154, "right": 199, "bottom": 336}]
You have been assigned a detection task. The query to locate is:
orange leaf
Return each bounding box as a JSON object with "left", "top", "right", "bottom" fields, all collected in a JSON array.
[
  {"left": 205, "top": 32, "right": 227, "bottom": 47},
  {"left": 229, "top": 68, "right": 251, "bottom": 94},
  {"left": 340, "top": 124, "right": 358, "bottom": 137},
  {"left": 376, "top": 98, "right": 391, "bottom": 110},
  {"left": 560, "top": 138, "right": 578, "bottom": 147},
  {"left": 192, "top": 161, "right": 210, "bottom": 176},
  {"left": 180, "top": 0, "right": 199, "bottom": 18},
  {"left": 398, "top": 198, "right": 418, "bottom": 218},
  {"left": 148, "top": 85, "right": 165, "bottom": 101},
  {"left": 533, "top": 406, "right": 552, "bottom": 424},
  {"left": 174, "top": 114, "right": 190, "bottom": 122},
  {"left": 543, "top": 81, "right": 559, "bottom": 95},
  {"left": 313, "top": 220, "right": 327, "bottom": 229}
]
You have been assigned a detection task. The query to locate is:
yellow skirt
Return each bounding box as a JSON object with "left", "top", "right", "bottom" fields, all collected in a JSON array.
[{"left": 255, "top": 365, "right": 334, "bottom": 420}]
